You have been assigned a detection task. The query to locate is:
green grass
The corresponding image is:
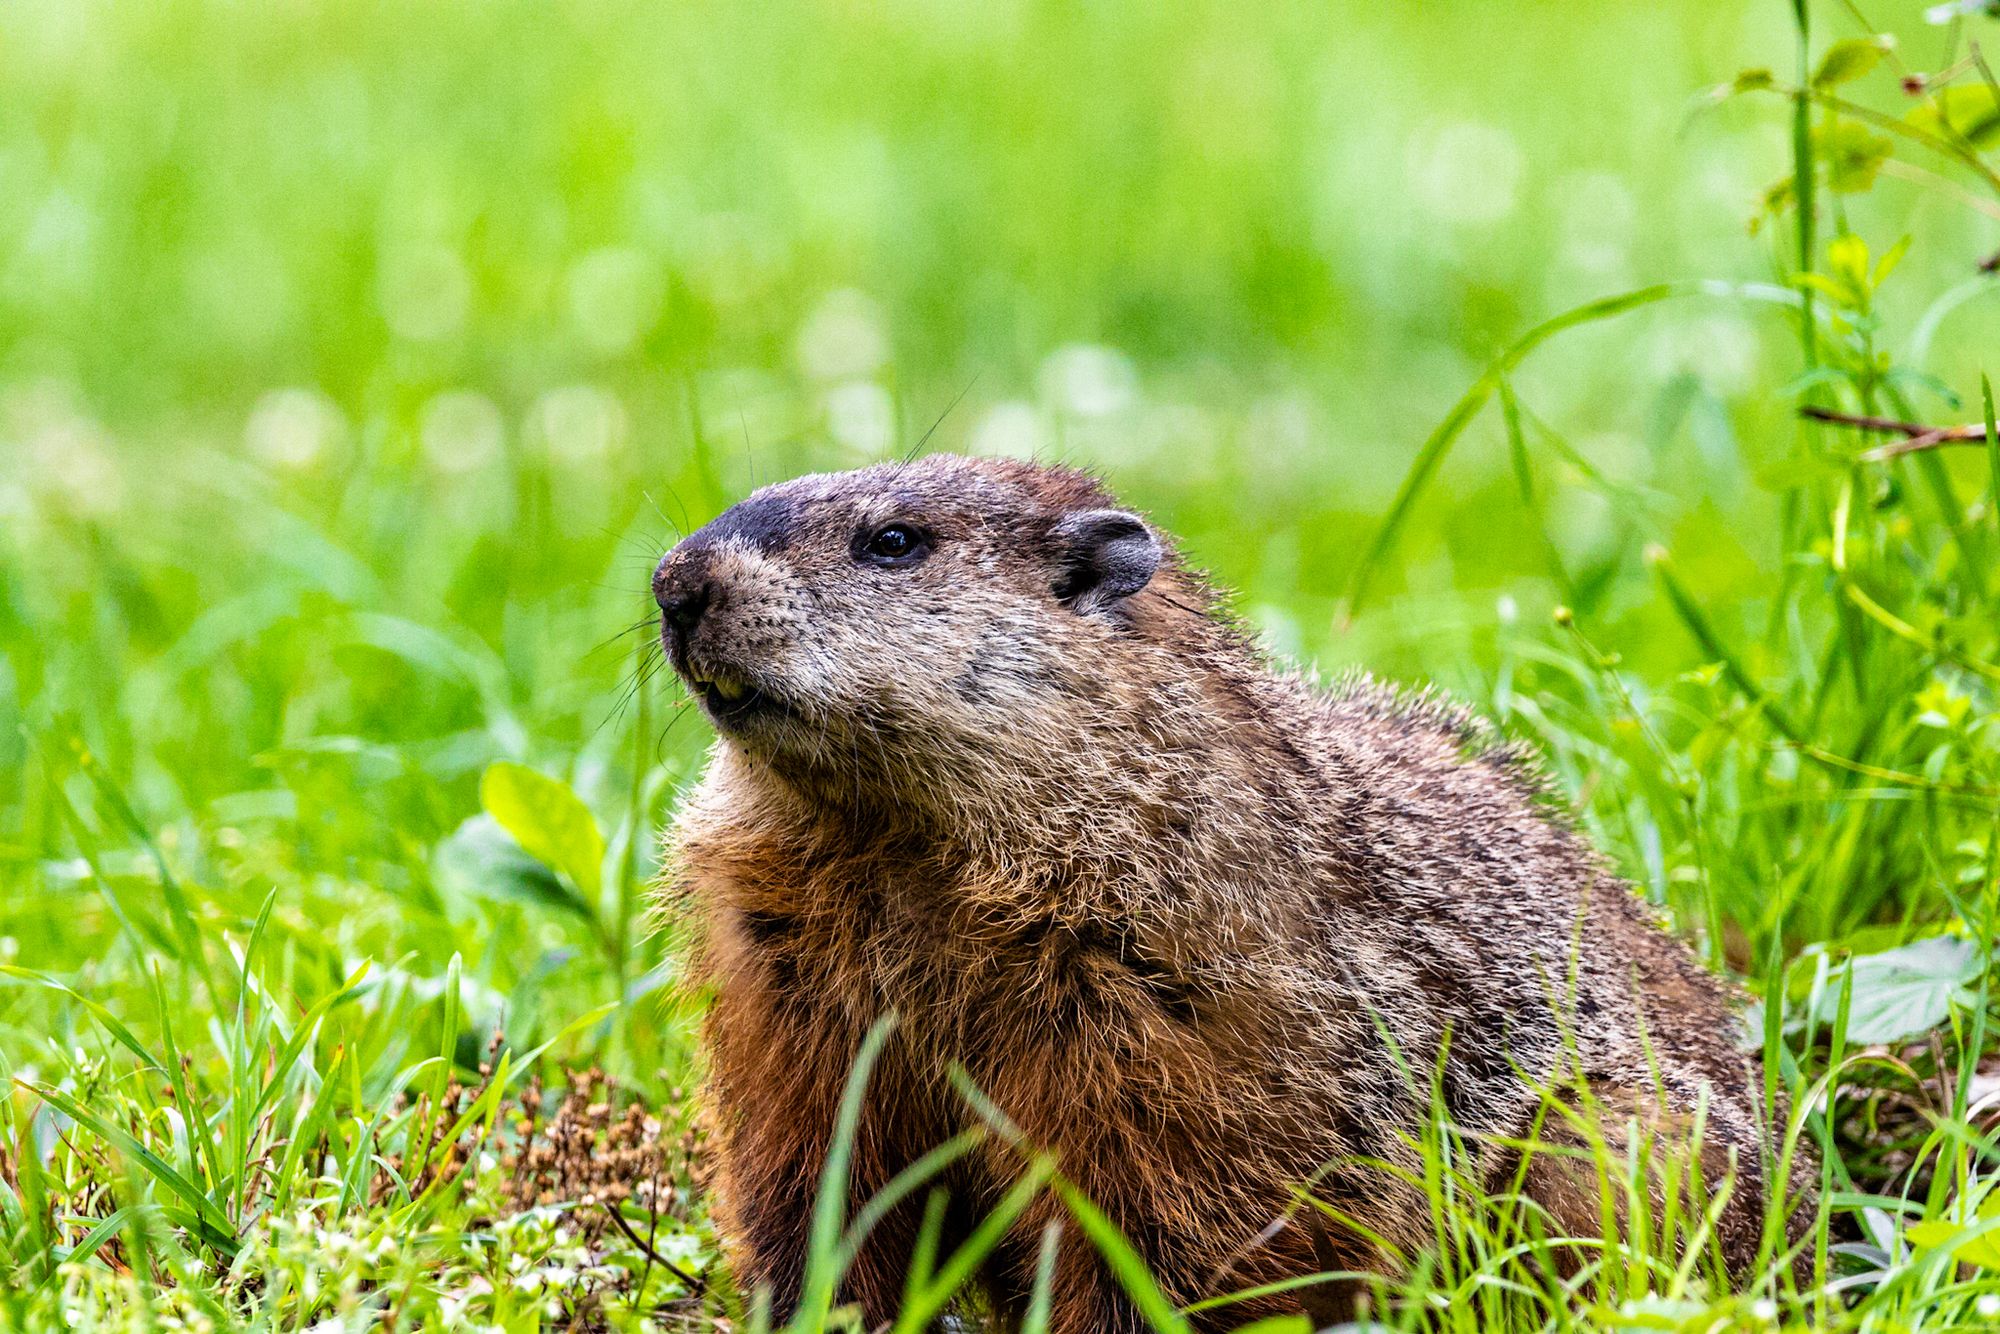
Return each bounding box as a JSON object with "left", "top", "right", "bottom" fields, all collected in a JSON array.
[{"left": 6, "top": 0, "right": 2000, "bottom": 1328}]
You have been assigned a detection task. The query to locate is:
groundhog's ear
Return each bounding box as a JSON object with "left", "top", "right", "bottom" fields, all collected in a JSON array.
[{"left": 1049, "top": 509, "right": 1161, "bottom": 613}]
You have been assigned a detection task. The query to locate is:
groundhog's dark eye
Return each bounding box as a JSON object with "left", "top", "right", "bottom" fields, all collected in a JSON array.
[{"left": 857, "top": 522, "right": 930, "bottom": 567}]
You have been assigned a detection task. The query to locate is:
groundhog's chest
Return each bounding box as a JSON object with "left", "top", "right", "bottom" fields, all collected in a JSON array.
[{"left": 703, "top": 855, "right": 1262, "bottom": 1067}]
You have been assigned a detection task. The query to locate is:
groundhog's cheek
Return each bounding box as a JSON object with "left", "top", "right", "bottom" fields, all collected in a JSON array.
[
  {"left": 942, "top": 623, "right": 1071, "bottom": 714},
  {"left": 708, "top": 599, "right": 806, "bottom": 671},
  {"left": 774, "top": 621, "right": 896, "bottom": 704}
]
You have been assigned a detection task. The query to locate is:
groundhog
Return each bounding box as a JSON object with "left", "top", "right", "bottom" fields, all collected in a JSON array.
[{"left": 652, "top": 454, "right": 1808, "bottom": 1331}]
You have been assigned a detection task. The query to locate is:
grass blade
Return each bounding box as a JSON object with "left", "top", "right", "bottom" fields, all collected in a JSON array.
[
  {"left": 1342, "top": 283, "right": 1682, "bottom": 620},
  {"left": 46, "top": 1205, "right": 146, "bottom": 1285},
  {"left": 1984, "top": 373, "right": 1998, "bottom": 546},
  {"left": 1648, "top": 545, "right": 1805, "bottom": 743},
  {"left": 1052, "top": 1178, "right": 1191, "bottom": 1334},
  {"left": 790, "top": 1012, "right": 898, "bottom": 1328},
  {"left": 0, "top": 966, "right": 166, "bottom": 1074},
  {"left": 22, "top": 1082, "right": 237, "bottom": 1256},
  {"left": 893, "top": 1156, "right": 1057, "bottom": 1332},
  {"left": 1020, "top": 1220, "right": 1062, "bottom": 1334}
]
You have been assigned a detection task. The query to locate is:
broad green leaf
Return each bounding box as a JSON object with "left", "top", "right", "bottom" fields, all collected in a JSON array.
[
  {"left": 1908, "top": 1216, "right": 2000, "bottom": 1268},
  {"left": 1872, "top": 233, "right": 1912, "bottom": 286},
  {"left": 1812, "top": 935, "right": 1983, "bottom": 1044},
  {"left": 1811, "top": 37, "right": 1891, "bottom": 89},
  {"left": 1908, "top": 85, "right": 2000, "bottom": 151},
  {"left": 1815, "top": 120, "right": 1893, "bottom": 194},
  {"left": 435, "top": 815, "right": 595, "bottom": 923},
  {"left": 479, "top": 762, "right": 605, "bottom": 902},
  {"left": 1827, "top": 233, "right": 1870, "bottom": 294},
  {"left": 1753, "top": 175, "right": 1794, "bottom": 229},
  {"left": 1914, "top": 679, "right": 1972, "bottom": 729}
]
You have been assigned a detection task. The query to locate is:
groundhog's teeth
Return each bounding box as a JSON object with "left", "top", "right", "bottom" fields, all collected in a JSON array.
[{"left": 712, "top": 680, "right": 746, "bottom": 703}]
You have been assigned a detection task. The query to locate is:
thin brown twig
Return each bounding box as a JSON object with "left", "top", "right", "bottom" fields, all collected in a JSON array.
[
  {"left": 1799, "top": 406, "right": 1995, "bottom": 460},
  {"left": 1802, "top": 406, "right": 1937, "bottom": 436},
  {"left": 1863, "top": 432, "right": 1979, "bottom": 461},
  {"left": 601, "top": 1198, "right": 707, "bottom": 1297}
]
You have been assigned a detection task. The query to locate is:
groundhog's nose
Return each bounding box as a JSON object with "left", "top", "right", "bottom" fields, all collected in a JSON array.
[
  {"left": 653, "top": 552, "right": 714, "bottom": 645},
  {"left": 661, "top": 581, "right": 710, "bottom": 637}
]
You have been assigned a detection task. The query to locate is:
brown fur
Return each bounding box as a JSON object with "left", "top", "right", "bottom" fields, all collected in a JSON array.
[{"left": 651, "top": 455, "right": 1809, "bottom": 1330}]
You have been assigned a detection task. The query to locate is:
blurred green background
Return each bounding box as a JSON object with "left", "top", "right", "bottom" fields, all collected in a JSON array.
[{"left": 3, "top": 0, "right": 1997, "bottom": 1072}]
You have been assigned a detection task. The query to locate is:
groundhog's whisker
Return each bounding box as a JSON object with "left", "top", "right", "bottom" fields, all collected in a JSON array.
[{"left": 584, "top": 615, "right": 663, "bottom": 661}]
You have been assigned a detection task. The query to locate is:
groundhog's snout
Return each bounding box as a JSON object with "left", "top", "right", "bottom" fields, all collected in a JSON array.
[
  {"left": 653, "top": 493, "right": 801, "bottom": 726},
  {"left": 652, "top": 547, "right": 764, "bottom": 720},
  {"left": 652, "top": 551, "right": 712, "bottom": 651},
  {"left": 654, "top": 494, "right": 793, "bottom": 650}
]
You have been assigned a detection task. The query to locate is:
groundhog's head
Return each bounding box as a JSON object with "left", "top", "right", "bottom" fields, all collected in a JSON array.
[{"left": 651, "top": 455, "right": 1188, "bottom": 790}]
